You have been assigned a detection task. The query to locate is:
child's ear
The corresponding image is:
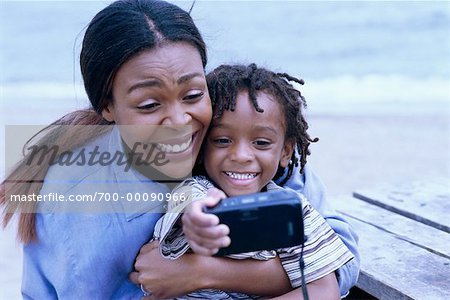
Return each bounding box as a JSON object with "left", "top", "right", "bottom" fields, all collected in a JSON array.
[{"left": 279, "top": 140, "right": 295, "bottom": 168}]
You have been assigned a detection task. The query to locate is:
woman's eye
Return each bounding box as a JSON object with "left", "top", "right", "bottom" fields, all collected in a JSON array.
[
  {"left": 183, "top": 91, "right": 204, "bottom": 101},
  {"left": 137, "top": 102, "right": 160, "bottom": 111}
]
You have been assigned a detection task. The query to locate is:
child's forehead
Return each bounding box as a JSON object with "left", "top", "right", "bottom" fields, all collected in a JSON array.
[
  {"left": 213, "top": 91, "right": 285, "bottom": 123},
  {"left": 211, "top": 87, "right": 285, "bottom": 124},
  {"left": 235, "top": 89, "right": 280, "bottom": 107},
  {"left": 256, "top": 92, "right": 281, "bottom": 110}
]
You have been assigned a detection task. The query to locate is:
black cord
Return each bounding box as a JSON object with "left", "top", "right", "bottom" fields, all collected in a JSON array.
[{"left": 300, "top": 242, "right": 309, "bottom": 300}]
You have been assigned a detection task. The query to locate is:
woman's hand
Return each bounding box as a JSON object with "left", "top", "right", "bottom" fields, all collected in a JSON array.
[
  {"left": 130, "top": 241, "right": 293, "bottom": 298},
  {"left": 129, "top": 241, "right": 210, "bottom": 299},
  {"left": 182, "top": 188, "right": 231, "bottom": 255}
]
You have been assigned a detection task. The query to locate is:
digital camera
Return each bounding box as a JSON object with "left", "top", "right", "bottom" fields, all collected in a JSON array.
[{"left": 204, "top": 189, "right": 305, "bottom": 256}]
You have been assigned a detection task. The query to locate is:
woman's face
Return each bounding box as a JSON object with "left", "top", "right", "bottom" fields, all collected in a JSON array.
[{"left": 102, "top": 42, "right": 212, "bottom": 179}]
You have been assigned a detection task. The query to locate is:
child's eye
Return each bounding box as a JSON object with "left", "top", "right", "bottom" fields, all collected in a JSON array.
[
  {"left": 213, "top": 137, "right": 231, "bottom": 145},
  {"left": 183, "top": 90, "right": 204, "bottom": 102},
  {"left": 254, "top": 140, "right": 271, "bottom": 147}
]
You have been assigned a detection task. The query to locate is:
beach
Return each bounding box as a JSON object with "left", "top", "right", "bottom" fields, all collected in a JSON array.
[
  {"left": 307, "top": 114, "right": 450, "bottom": 197},
  {"left": 1, "top": 112, "right": 449, "bottom": 299}
]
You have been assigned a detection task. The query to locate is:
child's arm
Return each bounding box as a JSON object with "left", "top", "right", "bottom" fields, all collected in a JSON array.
[
  {"left": 155, "top": 185, "right": 230, "bottom": 258},
  {"left": 271, "top": 272, "right": 340, "bottom": 300}
]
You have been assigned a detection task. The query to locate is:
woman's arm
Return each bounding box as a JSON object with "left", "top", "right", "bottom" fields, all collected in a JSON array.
[
  {"left": 276, "top": 163, "right": 360, "bottom": 296},
  {"left": 271, "top": 272, "right": 340, "bottom": 300},
  {"left": 130, "top": 241, "right": 292, "bottom": 299},
  {"left": 24, "top": 212, "right": 144, "bottom": 299}
]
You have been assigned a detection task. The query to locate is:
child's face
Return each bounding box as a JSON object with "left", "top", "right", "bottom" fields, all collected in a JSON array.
[{"left": 203, "top": 91, "right": 293, "bottom": 196}]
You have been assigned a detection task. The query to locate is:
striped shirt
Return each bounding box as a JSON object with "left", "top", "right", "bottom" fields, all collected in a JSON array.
[{"left": 153, "top": 176, "right": 354, "bottom": 299}]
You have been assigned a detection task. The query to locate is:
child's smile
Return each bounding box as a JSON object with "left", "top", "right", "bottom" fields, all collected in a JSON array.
[{"left": 222, "top": 171, "right": 260, "bottom": 189}]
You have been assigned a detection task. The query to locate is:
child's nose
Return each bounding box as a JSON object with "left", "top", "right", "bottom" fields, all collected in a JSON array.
[{"left": 230, "top": 143, "right": 254, "bottom": 162}]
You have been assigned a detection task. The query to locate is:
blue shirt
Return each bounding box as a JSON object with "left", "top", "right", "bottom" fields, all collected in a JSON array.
[
  {"left": 22, "top": 127, "right": 359, "bottom": 298},
  {"left": 22, "top": 127, "right": 169, "bottom": 299}
]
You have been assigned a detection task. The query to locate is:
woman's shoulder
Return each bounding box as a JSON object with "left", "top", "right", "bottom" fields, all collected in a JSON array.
[{"left": 40, "top": 128, "right": 115, "bottom": 195}]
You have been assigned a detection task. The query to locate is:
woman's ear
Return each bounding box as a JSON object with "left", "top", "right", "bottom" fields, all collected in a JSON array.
[
  {"left": 279, "top": 140, "right": 295, "bottom": 168},
  {"left": 101, "top": 103, "right": 115, "bottom": 122}
]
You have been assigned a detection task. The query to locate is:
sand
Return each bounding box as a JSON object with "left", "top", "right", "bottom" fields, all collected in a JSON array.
[
  {"left": 307, "top": 114, "right": 449, "bottom": 197},
  {"left": 1, "top": 113, "right": 449, "bottom": 299}
]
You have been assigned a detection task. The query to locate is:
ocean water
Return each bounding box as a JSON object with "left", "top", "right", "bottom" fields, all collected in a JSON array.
[{"left": 1, "top": 0, "right": 449, "bottom": 118}]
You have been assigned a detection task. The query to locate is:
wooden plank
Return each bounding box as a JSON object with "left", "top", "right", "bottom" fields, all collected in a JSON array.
[
  {"left": 353, "top": 177, "right": 450, "bottom": 233},
  {"left": 356, "top": 272, "right": 413, "bottom": 300},
  {"left": 336, "top": 196, "right": 450, "bottom": 300},
  {"left": 336, "top": 195, "right": 450, "bottom": 258}
]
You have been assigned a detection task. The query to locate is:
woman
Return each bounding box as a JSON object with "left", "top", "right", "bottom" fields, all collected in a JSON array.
[{"left": 1, "top": 0, "right": 359, "bottom": 298}]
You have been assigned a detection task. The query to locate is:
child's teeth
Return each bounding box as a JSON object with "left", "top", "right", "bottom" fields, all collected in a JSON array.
[{"left": 226, "top": 172, "right": 257, "bottom": 180}]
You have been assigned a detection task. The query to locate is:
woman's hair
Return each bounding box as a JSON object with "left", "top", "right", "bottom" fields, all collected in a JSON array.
[
  {"left": 206, "top": 63, "right": 319, "bottom": 185},
  {"left": 1, "top": 0, "right": 207, "bottom": 243},
  {"left": 81, "top": 0, "right": 207, "bottom": 113}
]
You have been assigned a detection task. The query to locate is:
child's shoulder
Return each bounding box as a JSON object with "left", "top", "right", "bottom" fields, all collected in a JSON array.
[
  {"left": 266, "top": 180, "right": 285, "bottom": 192},
  {"left": 191, "top": 175, "right": 216, "bottom": 189},
  {"left": 174, "top": 175, "right": 216, "bottom": 193},
  {"left": 266, "top": 181, "right": 310, "bottom": 208}
]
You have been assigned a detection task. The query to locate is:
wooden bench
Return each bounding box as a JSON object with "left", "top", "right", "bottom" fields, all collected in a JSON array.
[{"left": 336, "top": 177, "right": 450, "bottom": 300}]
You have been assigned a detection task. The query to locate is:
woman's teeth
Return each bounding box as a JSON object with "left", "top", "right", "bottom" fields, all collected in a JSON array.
[
  {"left": 225, "top": 172, "right": 257, "bottom": 180},
  {"left": 156, "top": 138, "right": 192, "bottom": 153}
]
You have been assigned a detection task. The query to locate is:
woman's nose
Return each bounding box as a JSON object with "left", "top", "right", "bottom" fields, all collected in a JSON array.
[{"left": 161, "top": 105, "right": 192, "bottom": 126}]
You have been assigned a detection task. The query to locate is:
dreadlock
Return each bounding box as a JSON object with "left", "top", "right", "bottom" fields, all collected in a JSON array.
[{"left": 206, "top": 63, "right": 319, "bottom": 185}]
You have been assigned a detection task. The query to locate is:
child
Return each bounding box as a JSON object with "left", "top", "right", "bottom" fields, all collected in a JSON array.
[{"left": 153, "top": 64, "right": 354, "bottom": 299}]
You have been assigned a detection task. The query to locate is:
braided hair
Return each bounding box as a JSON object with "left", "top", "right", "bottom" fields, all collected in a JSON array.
[{"left": 206, "top": 63, "right": 318, "bottom": 185}]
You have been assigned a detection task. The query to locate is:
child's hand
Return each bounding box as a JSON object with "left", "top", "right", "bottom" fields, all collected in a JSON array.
[{"left": 181, "top": 188, "right": 231, "bottom": 256}]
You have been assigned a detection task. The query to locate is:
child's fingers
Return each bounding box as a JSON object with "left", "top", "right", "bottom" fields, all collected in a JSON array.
[
  {"left": 183, "top": 219, "right": 230, "bottom": 240},
  {"left": 180, "top": 188, "right": 231, "bottom": 256},
  {"left": 206, "top": 187, "right": 227, "bottom": 200},
  {"left": 184, "top": 199, "right": 220, "bottom": 227},
  {"left": 182, "top": 188, "right": 225, "bottom": 228},
  {"left": 187, "top": 234, "right": 231, "bottom": 256},
  {"left": 183, "top": 191, "right": 226, "bottom": 227},
  {"left": 197, "top": 193, "right": 223, "bottom": 209},
  {"left": 183, "top": 222, "right": 231, "bottom": 249},
  {"left": 185, "top": 230, "right": 225, "bottom": 251},
  {"left": 189, "top": 239, "right": 219, "bottom": 256}
]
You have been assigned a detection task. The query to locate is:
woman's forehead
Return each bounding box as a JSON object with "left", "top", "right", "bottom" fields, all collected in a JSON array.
[{"left": 115, "top": 42, "right": 205, "bottom": 83}]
